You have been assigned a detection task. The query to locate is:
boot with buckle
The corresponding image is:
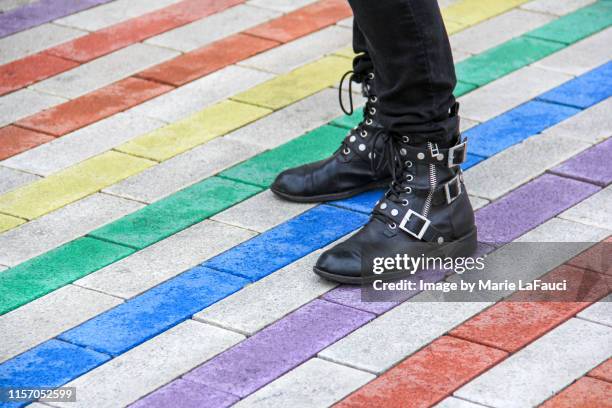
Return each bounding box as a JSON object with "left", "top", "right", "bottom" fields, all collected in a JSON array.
[
  {"left": 314, "top": 103, "right": 478, "bottom": 284},
  {"left": 271, "top": 71, "right": 392, "bottom": 203}
]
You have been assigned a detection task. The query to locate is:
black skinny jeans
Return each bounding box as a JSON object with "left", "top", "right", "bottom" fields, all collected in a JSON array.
[{"left": 348, "top": 0, "right": 458, "bottom": 141}]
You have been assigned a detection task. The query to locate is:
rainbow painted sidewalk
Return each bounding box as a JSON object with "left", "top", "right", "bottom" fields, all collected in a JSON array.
[{"left": 0, "top": 0, "right": 611, "bottom": 407}]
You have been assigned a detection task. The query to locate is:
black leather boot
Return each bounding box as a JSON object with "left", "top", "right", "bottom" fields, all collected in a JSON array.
[
  {"left": 271, "top": 72, "right": 392, "bottom": 203},
  {"left": 314, "top": 104, "right": 478, "bottom": 284}
]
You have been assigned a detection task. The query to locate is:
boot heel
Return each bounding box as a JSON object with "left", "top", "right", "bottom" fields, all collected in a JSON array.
[{"left": 444, "top": 228, "right": 478, "bottom": 258}]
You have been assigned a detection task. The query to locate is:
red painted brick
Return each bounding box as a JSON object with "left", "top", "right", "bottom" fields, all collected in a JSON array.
[
  {"left": 15, "top": 78, "right": 172, "bottom": 137},
  {"left": 0, "top": 126, "right": 55, "bottom": 160},
  {"left": 568, "top": 237, "right": 612, "bottom": 276},
  {"left": 540, "top": 377, "right": 612, "bottom": 408},
  {"left": 47, "top": 0, "right": 244, "bottom": 63},
  {"left": 335, "top": 336, "right": 507, "bottom": 408},
  {"left": 246, "top": 0, "right": 352, "bottom": 43},
  {"left": 589, "top": 359, "right": 612, "bottom": 383},
  {"left": 137, "top": 33, "right": 278, "bottom": 86},
  {"left": 450, "top": 265, "right": 610, "bottom": 353},
  {"left": 0, "top": 53, "right": 78, "bottom": 96}
]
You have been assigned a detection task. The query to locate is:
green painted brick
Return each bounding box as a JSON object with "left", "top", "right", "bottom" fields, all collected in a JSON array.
[
  {"left": 454, "top": 81, "right": 478, "bottom": 97},
  {"left": 331, "top": 107, "right": 365, "bottom": 129},
  {"left": 0, "top": 237, "right": 133, "bottom": 315},
  {"left": 220, "top": 125, "right": 347, "bottom": 188},
  {"left": 89, "top": 177, "right": 262, "bottom": 249},
  {"left": 455, "top": 36, "right": 565, "bottom": 86},
  {"left": 526, "top": 1, "right": 612, "bottom": 45}
]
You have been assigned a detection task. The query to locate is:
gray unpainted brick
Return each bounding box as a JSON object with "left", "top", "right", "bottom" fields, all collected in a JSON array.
[
  {"left": 434, "top": 397, "right": 488, "bottom": 408},
  {"left": 246, "top": 0, "right": 317, "bottom": 12},
  {"left": 0, "top": 166, "right": 41, "bottom": 195},
  {"left": 577, "top": 294, "right": 612, "bottom": 327},
  {"left": 521, "top": 0, "right": 596, "bottom": 16},
  {"left": 540, "top": 97, "right": 611, "bottom": 145},
  {"left": 559, "top": 185, "right": 612, "bottom": 231}
]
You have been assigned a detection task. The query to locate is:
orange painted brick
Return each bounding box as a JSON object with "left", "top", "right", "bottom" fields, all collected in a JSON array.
[
  {"left": 540, "top": 377, "right": 612, "bottom": 408},
  {"left": 246, "top": 0, "right": 352, "bottom": 43},
  {"left": 47, "top": 0, "right": 243, "bottom": 63},
  {"left": 335, "top": 336, "right": 507, "bottom": 408},
  {"left": 589, "top": 359, "right": 612, "bottom": 383},
  {"left": 0, "top": 53, "right": 78, "bottom": 96},
  {"left": 15, "top": 78, "right": 172, "bottom": 137},
  {"left": 450, "top": 265, "right": 610, "bottom": 353},
  {"left": 137, "top": 33, "right": 278, "bottom": 86},
  {"left": 568, "top": 237, "right": 612, "bottom": 276},
  {"left": 0, "top": 126, "right": 55, "bottom": 160}
]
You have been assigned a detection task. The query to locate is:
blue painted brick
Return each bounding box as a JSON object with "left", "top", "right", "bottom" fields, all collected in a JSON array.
[
  {"left": 463, "top": 153, "right": 486, "bottom": 170},
  {"left": 538, "top": 62, "right": 612, "bottom": 109},
  {"left": 203, "top": 205, "right": 369, "bottom": 281},
  {"left": 466, "top": 100, "right": 580, "bottom": 157},
  {"left": 58, "top": 268, "right": 247, "bottom": 356},
  {"left": 330, "top": 189, "right": 385, "bottom": 214},
  {"left": 0, "top": 339, "right": 109, "bottom": 407}
]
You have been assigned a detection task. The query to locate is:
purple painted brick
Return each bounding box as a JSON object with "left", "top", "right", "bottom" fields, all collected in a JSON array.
[
  {"left": 182, "top": 299, "right": 374, "bottom": 397},
  {"left": 476, "top": 173, "right": 600, "bottom": 243},
  {"left": 550, "top": 139, "right": 612, "bottom": 187},
  {"left": 130, "top": 380, "right": 238, "bottom": 408}
]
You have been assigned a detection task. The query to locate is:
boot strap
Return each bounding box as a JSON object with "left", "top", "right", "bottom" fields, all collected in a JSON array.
[
  {"left": 400, "top": 139, "right": 468, "bottom": 168},
  {"left": 406, "top": 172, "right": 464, "bottom": 206},
  {"left": 397, "top": 209, "right": 452, "bottom": 243}
]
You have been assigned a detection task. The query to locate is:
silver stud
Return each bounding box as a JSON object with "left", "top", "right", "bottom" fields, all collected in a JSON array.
[
  {"left": 400, "top": 148, "right": 407, "bottom": 156},
  {"left": 380, "top": 203, "right": 387, "bottom": 210},
  {"left": 417, "top": 152, "right": 425, "bottom": 160},
  {"left": 349, "top": 135, "right": 356, "bottom": 142},
  {"left": 437, "top": 154, "right": 444, "bottom": 161},
  {"left": 358, "top": 144, "right": 366, "bottom": 151},
  {"left": 391, "top": 209, "right": 399, "bottom": 216},
  {"left": 437, "top": 237, "right": 444, "bottom": 244}
]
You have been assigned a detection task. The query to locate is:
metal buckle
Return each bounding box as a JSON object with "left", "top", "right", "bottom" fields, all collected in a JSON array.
[
  {"left": 444, "top": 175, "right": 462, "bottom": 204},
  {"left": 447, "top": 141, "right": 467, "bottom": 167},
  {"left": 399, "top": 209, "right": 431, "bottom": 240}
]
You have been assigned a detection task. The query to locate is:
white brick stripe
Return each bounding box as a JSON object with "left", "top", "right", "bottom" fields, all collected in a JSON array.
[
  {"left": 578, "top": 294, "right": 612, "bottom": 327},
  {"left": 246, "top": 0, "right": 318, "bottom": 13},
  {"left": 0, "top": 88, "right": 66, "bottom": 127},
  {"left": 521, "top": 0, "right": 596, "bottom": 16},
  {"left": 0, "top": 166, "right": 40, "bottom": 195},
  {"left": 560, "top": 185, "right": 612, "bottom": 231}
]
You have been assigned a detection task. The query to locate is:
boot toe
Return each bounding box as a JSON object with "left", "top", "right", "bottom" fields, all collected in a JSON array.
[
  {"left": 315, "top": 246, "right": 362, "bottom": 279},
  {"left": 271, "top": 168, "right": 307, "bottom": 196}
]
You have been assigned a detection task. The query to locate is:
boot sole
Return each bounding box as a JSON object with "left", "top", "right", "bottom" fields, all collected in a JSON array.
[
  {"left": 270, "top": 179, "right": 391, "bottom": 203},
  {"left": 313, "top": 227, "right": 479, "bottom": 285}
]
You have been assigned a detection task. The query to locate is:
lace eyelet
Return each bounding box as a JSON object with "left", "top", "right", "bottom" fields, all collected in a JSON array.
[
  {"left": 368, "top": 73, "right": 375, "bottom": 80},
  {"left": 360, "top": 130, "right": 367, "bottom": 137},
  {"left": 402, "top": 136, "right": 410, "bottom": 143},
  {"left": 388, "top": 222, "right": 397, "bottom": 230},
  {"left": 369, "top": 107, "right": 377, "bottom": 115},
  {"left": 405, "top": 160, "right": 413, "bottom": 167},
  {"left": 404, "top": 186, "right": 412, "bottom": 193},
  {"left": 405, "top": 175, "right": 414, "bottom": 181},
  {"left": 370, "top": 96, "right": 378, "bottom": 103},
  {"left": 365, "top": 118, "right": 373, "bottom": 125},
  {"left": 402, "top": 199, "right": 409, "bottom": 206},
  {"left": 343, "top": 147, "right": 351, "bottom": 155}
]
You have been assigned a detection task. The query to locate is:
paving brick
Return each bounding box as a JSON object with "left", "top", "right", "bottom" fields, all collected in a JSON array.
[
  {"left": 466, "top": 100, "right": 580, "bottom": 157},
  {"left": 468, "top": 195, "right": 489, "bottom": 211},
  {"left": 138, "top": 33, "right": 277, "bottom": 87},
  {"left": 459, "top": 66, "right": 572, "bottom": 123},
  {"left": 0, "top": 88, "right": 66, "bottom": 128},
  {"left": 130, "top": 65, "right": 273, "bottom": 123},
  {"left": 540, "top": 376, "right": 612, "bottom": 408},
  {"left": 146, "top": 4, "right": 279, "bottom": 52},
  {"left": 203, "top": 205, "right": 368, "bottom": 281},
  {"left": 454, "top": 318, "right": 612, "bottom": 407},
  {"left": 475, "top": 174, "right": 599, "bottom": 244},
  {"left": 521, "top": 0, "right": 596, "bottom": 16},
  {"left": 526, "top": 1, "right": 612, "bottom": 45},
  {"left": 195, "top": 246, "right": 335, "bottom": 335},
  {"left": 567, "top": 237, "right": 612, "bottom": 276},
  {"left": 319, "top": 301, "right": 485, "bottom": 374},
  {"left": 0, "top": 0, "right": 37, "bottom": 13},
  {"left": 233, "top": 55, "right": 351, "bottom": 109},
  {"left": 77, "top": 220, "right": 256, "bottom": 299},
  {"left": 589, "top": 358, "right": 612, "bottom": 382},
  {"left": 0, "top": 166, "right": 40, "bottom": 195},
  {"left": 450, "top": 9, "right": 554, "bottom": 55},
  {"left": 49, "top": 0, "right": 244, "bottom": 63},
  {"left": 240, "top": 26, "right": 351, "bottom": 74},
  {"left": 130, "top": 380, "right": 239, "bottom": 408},
  {"left": 116, "top": 100, "right": 271, "bottom": 161},
  {"left": 54, "top": 0, "right": 180, "bottom": 31},
  {"left": 247, "top": 0, "right": 317, "bottom": 12},
  {"left": 434, "top": 397, "right": 487, "bottom": 408},
  {"left": 90, "top": 177, "right": 262, "bottom": 249},
  {"left": 58, "top": 267, "right": 247, "bottom": 356},
  {"left": 246, "top": 0, "right": 350, "bottom": 43},
  {"left": 0, "top": 285, "right": 121, "bottom": 363},
  {"left": 0, "top": 23, "right": 85, "bottom": 65},
  {"left": 5, "top": 113, "right": 164, "bottom": 176},
  {"left": 0, "top": 126, "right": 54, "bottom": 161},
  {"left": 578, "top": 294, "right": 612, "bottom": 327},
  {"left": 16, "top": 77, "right": 171, "bottom": 137},
  {"left": 454, "top": 81, "right": 477, "bottom": 97},
  {"left": 0, "top": 237, "right": 133, "bottom": 315},
  {"left": 212, "top": 190, "right": 316, "bottom": 233},
  {"left": 515, "top": 217, "right": 610, "bottom": 244},
  {"left": 225, "top": 88, "right": 343, "bottom": 149},
  {"left": 535, "top": 27, "right": 612, "bottom": 76},
  {"left": 0, "top": 340, "right": 109, "bottom": 401},
  {"left": 31, "top": 43, "right": 179, "bottom": 99},
  {"left": 551, "top": 139, "right": 612, "bottom": 187},
  {"left": 0, "top": 213, "right": 24, "bottom": 233},
  {"left": 455, "top": 36, "right": 565, "bottom": 87},
  {"left": 329, "top": 189, "right": 384, "bottom": 215},
  {"left": 540, "top": 97, "right": 611, "bottom": 145},
  {"left": 464, "top": 133, "right": 591, "bottom": 200},
  {"left": 0, "top": 265, "right": 6, "bottom": 272},
  {"left": 0, "top": 193, "right": 144, "bottom": 266},
  {"left": 184, "top": 299, "right": 373, "bottom": 397},
  {"left": 335, "top": 336, "right": 507, "bottom": 408},
  {"left": 442, "top": 0, "right": 529, "bottom": 28},
  {"left": 0, "top": 151, "right": 155, "bottom": 220},
  {"left": 235, "top": 358, "right": 374, "bottom": 408},
  {"left": 220, "top": 125, "right": 346, "bottom": 187},
  {"left": 55, "top": 321, "right": 244, "bottom": 408}
]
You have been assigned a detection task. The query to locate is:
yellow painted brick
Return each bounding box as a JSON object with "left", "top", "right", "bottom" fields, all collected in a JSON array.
[
  {"left": 232, "top": 55, "right": 352, "bottom": 110},
  {"left": 0, "top": 151, "right": 155, "bottom": 220},
  {"left": 442, "top": 0, "right": 529, "bottom": 27},
  {"left": 445, "top": 19, "right": 468, "bottom": 35},
  {"left": 0, "top": 214, "right": 25, "bottom": 233},
  {"left": 117, "top": 100, "right": 270, "bottom": 162}
]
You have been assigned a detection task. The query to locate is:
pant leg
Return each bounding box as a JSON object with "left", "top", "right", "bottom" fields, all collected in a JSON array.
[
  {"left": 347, "top": 0, "right": 457, "bottom": 139},
  {"left": 351, "top": 19, "right": 373, "bottom": 79}
]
